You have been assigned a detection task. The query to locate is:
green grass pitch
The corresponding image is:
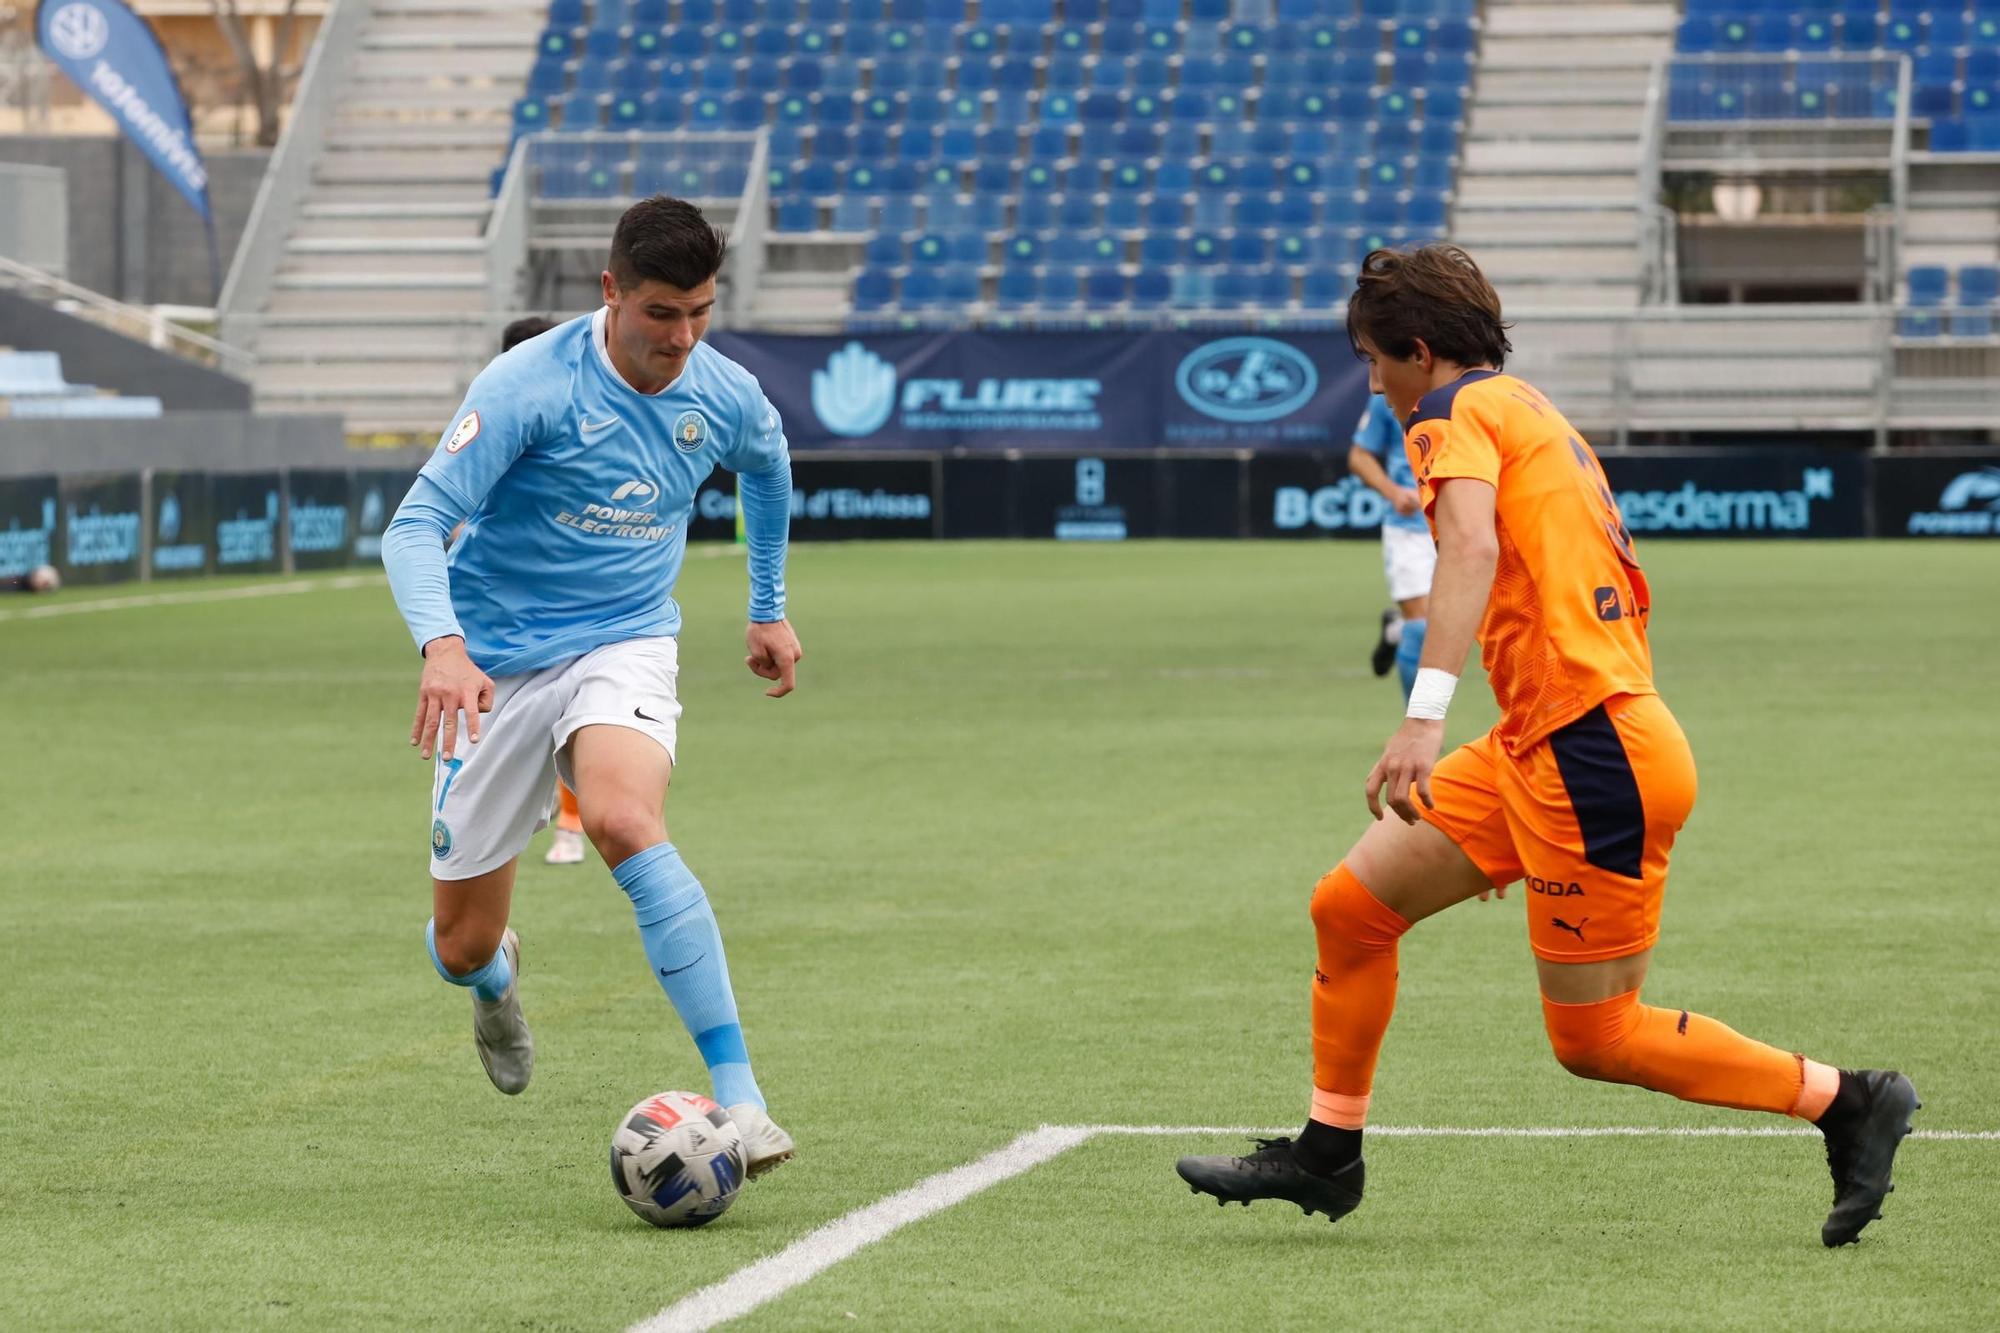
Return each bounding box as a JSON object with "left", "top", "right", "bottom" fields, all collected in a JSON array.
[{"left": 2, "top": 541, "right": 1995, "bottom": 1330}]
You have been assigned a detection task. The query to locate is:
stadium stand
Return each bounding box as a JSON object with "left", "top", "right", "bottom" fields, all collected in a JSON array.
[
  {"left": 504, "top": 0, "right": 1480, "bottom": 321},
  {"left": 1667, "top": 1, "right": 2000, "bottom": 340}
]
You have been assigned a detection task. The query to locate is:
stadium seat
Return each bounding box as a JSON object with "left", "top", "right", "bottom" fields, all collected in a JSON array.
[{"left": 996, "top": 265, "right": 1039, "bottom": 309}]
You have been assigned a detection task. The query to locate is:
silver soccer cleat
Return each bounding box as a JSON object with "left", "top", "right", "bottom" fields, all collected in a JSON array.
[
  {"left": 728, "top": 1103, "right": 796, "bottom": 1178},
  {"left": 471, "top": 929, "right": 534, "bottom": 1095}
]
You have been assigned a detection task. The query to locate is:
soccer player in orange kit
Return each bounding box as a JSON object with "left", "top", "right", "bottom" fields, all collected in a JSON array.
[{"left": 1176, "top": 245, "right": 1917, "bottom": 1247}]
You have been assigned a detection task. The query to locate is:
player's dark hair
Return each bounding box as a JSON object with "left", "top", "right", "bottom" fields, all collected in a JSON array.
[
  {"left": 1346, "top": 244, "right": 1512, "bottom": 371},
  {"left": 608, "top": 196, "right": 728, "bottom": 292},
  {"left": 500, "top": 316, "right": 557, "bottom": 352}
]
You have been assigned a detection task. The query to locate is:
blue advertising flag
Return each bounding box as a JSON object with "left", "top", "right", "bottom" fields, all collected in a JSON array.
[{"left": 36, "top": 0, "right": 213, "bottom": 231}]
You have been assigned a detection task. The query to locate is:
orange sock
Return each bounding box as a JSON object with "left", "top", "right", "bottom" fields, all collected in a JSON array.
[
  {"left": 556, "top": 781, "right": 582, "bottom": 833},
  {"left": 1307, "top": 864, "right": 1411, "bottom": 1129},
  {"left": 1541, "top": 989, "right": 1841, "bottom": 1119}
]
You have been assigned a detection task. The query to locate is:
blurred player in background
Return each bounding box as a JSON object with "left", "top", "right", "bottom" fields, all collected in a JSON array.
[
  {"left": 1179, "top": 244, "right": 1916, "bottom": 1246},
  {"left": 498, "top": 314, "right": 589, "bottom": 868},
  {"left": 1348, "top": 393, "right": 1433, "bottom": 700},
  {"left": 383, "top": 197, "right": 802, "bottom": 1175}
]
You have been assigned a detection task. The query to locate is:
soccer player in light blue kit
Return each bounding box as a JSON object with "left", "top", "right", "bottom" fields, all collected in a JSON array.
[
  {"left": 1349, "top": 393, "right": 1435, "bottom": 700},
  {"left": 381, "top": 197, "right": 802, "bottom": 1175}
]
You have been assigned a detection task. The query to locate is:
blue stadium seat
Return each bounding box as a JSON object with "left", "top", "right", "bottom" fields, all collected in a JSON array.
[
  {"left": 1301, "top": 267, "right": 1348, "bottom": 308},
  {"left": 900, "top": 268, "right": 946, "bottom": 309},
  {"left": 940, "top": 266, "right": 982, "bottom": 307},
  {"left": 1228, "top": 231, "right": 1269, "bottom": 267},
  {"left": 1170, "top": 270, "right": 1216, "bottom": 309},
  {"left": 996, "top": 265, "right": 1038, "bottom": 309},
  {"left": 1186, "top": 232, "right": 1225, "bottom": 266},
  {"left": 558, "top": 90, "right": 604, "bottom": 129},
  {"left": 774, "top": 196, "right": 817, "bottom": 231},
  {"left": 1251, "top": 267, "right": 1293, "bottom": 309},
  {"left": 512, "top": 96, "right": 549, "bottom": 135},
  {"left": 1083, "top": 267, "right": 1127, "bottom": 308},
  {"left": 1037, "top": 266, "right": 1080, "bottom": 309}
]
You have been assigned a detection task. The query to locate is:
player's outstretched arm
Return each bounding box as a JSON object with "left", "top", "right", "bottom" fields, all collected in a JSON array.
[{"left": 1364, "top": 477, "right": 1497, "bottom": 824}]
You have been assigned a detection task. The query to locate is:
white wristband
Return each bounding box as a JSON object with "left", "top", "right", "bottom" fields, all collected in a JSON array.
[{"left": 1405, "top": 668, "right": 1457, "bottom": 721}]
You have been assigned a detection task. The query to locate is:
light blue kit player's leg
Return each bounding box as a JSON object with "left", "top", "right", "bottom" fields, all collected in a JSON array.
[{"left": 384, "top": 197, "right": 805, "bottom": 1180}]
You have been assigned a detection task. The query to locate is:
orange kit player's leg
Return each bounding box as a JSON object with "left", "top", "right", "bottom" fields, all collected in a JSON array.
[
  {"left": 1503, "top": 695, "right": 1892, "bottom": 1133},
  {"left": 556, "top": 780, "right": 583, "bottom": 833}
]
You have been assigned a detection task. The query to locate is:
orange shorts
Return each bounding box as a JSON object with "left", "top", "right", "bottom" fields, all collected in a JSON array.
[{"left": 1419, "top": 692, "right": 1698, "bottom": 963}]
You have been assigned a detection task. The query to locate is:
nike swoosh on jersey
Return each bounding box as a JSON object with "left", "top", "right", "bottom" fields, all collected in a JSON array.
[{"left": 579, "top": 415, "right": 621, "bottom": 436}]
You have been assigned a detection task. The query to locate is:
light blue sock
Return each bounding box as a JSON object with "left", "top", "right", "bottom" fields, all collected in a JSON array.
[
  {"left": 1395, "top": 618, "right": 1428, "bottom": 701},
  {"left": 612, "top": 842, "right": 764, "bottom": 1111},
  {"left": 426, "top": 918, "right": 511, "bottom": 1002}
]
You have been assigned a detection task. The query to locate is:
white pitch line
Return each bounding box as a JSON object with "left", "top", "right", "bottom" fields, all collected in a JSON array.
[
  {"left": 0, "top": 573, "right": 385, "bottom": 621},
  {"left": 633, "top": 1126, "right": 1091, "bottom": 1333},
  {"left": 636, "top": 1119, "right": 1996, "bottom": 1331},
  {"left": 1093, "top": 1123, "right": 2000, "bottom": 1141}
]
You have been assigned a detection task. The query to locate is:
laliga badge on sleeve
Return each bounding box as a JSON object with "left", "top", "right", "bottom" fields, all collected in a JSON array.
[{"left": 447, "top": 410, "right": 482, "bottom": 454}]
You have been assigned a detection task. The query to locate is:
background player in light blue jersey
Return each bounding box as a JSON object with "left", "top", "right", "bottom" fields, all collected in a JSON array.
[
  {"left": 1348, "top": 393, "right": 1436, "bottom": 700},
  {"left": 381, "top": 197, "right": 803, "bottom": 1176}
]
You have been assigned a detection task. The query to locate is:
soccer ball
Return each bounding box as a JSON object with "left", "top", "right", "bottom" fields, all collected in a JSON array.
[{"left": 609, "top": 1090, "right": 746, "bottom": 1227}]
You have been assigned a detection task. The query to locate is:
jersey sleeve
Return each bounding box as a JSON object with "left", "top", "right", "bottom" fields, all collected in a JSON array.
[
  {"left": 417, "top": 359, "right": 550, "bottom": 514},
  {"left": 724, "top": 381, "right": 792, "bottom": 623}
]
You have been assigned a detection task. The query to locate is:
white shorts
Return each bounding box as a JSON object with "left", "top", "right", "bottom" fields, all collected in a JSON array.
[
  {"left": 1381, "top": 525, "right": 1437, "bottom": 604},
  {"left": 427, "top": 636, "right": 682, "bottom": 879}
]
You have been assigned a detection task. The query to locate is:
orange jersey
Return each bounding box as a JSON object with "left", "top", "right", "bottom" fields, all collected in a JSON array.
[{"left": 1403, "top": 371, "right": 1656, "bottom": 752}]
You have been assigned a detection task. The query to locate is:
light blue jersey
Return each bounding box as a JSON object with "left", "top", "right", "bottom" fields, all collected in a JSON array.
[
  {"left": 1351, "top": 395, "right": 1429, "bottom": 534},
  {"left": 383, "top": 309, "right": 791, "bottom": 676}
]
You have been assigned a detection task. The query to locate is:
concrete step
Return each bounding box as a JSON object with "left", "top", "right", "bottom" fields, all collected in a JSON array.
[
  {"left": 265, "top": 281, "right": 487, "bottom": 317},
  {"left": 1477, "top": 69, "right": 1656, "bottom": 102},
  {"left": 359, "top": 28, "right": 541, "bottom": 51},
  {"left": 1483, "top": 4, "right": 1675, "bottom": 38},
  {"left": 334, "top": 102, "right": 514, "bottom": 126},
  {"left": 1901, "top": 241, "right": 2000, "bottom": 267},
  {"left": 252, "top": 319, "right": 497, "bottom": 359},
  {"left": 1454, "top": 208, "right": 1639, "bottom": 245},
  {"left": 371, "top": 0, "right": 554, "bottom": 13},
  {"left": 284, "top": 238, "right": 487, "bottom": 275},
  {"left": 1478, "top": 34, "right": 1662, "bottom": 71},
  {"left": 1497, "top": 282, "right": 1642, "bottom": 309},
  {"left": 1462, "top": 140, "right": 1642, "bottom": 174},
  {"left": 256, "top": 359, "right": 468, "bottom": 395},
  {"left": 254, "top": 389, "right": 464, "bottom": 433},
  {"left": 1903, "top": 207, "right": 2000, "bottom": 243},
  {"left": 338, "top": 84, "right": 521, "bottom": 112},
  {"left": 293, "top": 212, "right": 491, "bottom": 240},
  {"left": 1475, "top": 246, "right": 1641, "bottom": 282},
  {"left": 1457, "top": 173, "right": 1640, "bottom": 206},
  {"left": 308, "top": 180, "right": 493, "bottom": 205},
  {"left": 318, "top": 147, "right": 498, "bottom": 181},
  {"left": 1469, "top": 103, "right": 1647, "bottom": 139},
  {"left": 325, "top": 125, "right": 513, "bottom": 151},
  {"left": 346, "top": 47, "right": 534, "bottom": 79}
]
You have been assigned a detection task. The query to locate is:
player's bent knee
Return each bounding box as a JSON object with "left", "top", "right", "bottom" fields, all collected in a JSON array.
[
  {"left": 581, "top": 803, "right": 667, "bottom": 868},
  {"left": 432, "top": 925, "right": 499, "bottom": 978},
  {"left": 1541, "top": 990, "right": 1643, "bottom": 1085},
  {"left": 1309, "top": 864, "right": 1410, "bottom": 951}
]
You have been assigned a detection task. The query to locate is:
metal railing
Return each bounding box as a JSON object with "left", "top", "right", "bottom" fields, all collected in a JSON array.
[
  {"left": 0, "top": 254, "right": 254, "bottom": 377},
  {"left": 485, "top": 136, "right": 534, "bottom": 314},
  {"left": 722, "top": 128, "right": 771, "bottom": 323},
  {"left": 217, "top": 0, "right": 371, "bottom": 344}
]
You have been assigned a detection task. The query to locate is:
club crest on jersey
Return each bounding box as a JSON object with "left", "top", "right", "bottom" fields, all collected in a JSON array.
[
  {"left": 446, "top": 410, "right": 481, "bottom": 453},
  {"left": 431, "top": 819, "right": 452, "bottom": 858},
  {"left": 673, "top": 410, "right": 708, "bottom": 453}
]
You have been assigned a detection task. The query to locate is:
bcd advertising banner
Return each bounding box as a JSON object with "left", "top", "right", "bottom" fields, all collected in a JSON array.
[{"left": 708, "top": 330, "right": 1369, "bottom": 452}]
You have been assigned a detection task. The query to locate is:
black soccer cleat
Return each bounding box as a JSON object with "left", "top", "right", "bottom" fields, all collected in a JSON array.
[
  {"left": 1175, "top": 1138, "right": 1365, "bottom": 1224},
  {"left": 1819, "top": 1069, "right": 1920, "bottom": 1247},
  {"left": 1370, "top": 609, "right": 1398, "bottom": 678}
]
